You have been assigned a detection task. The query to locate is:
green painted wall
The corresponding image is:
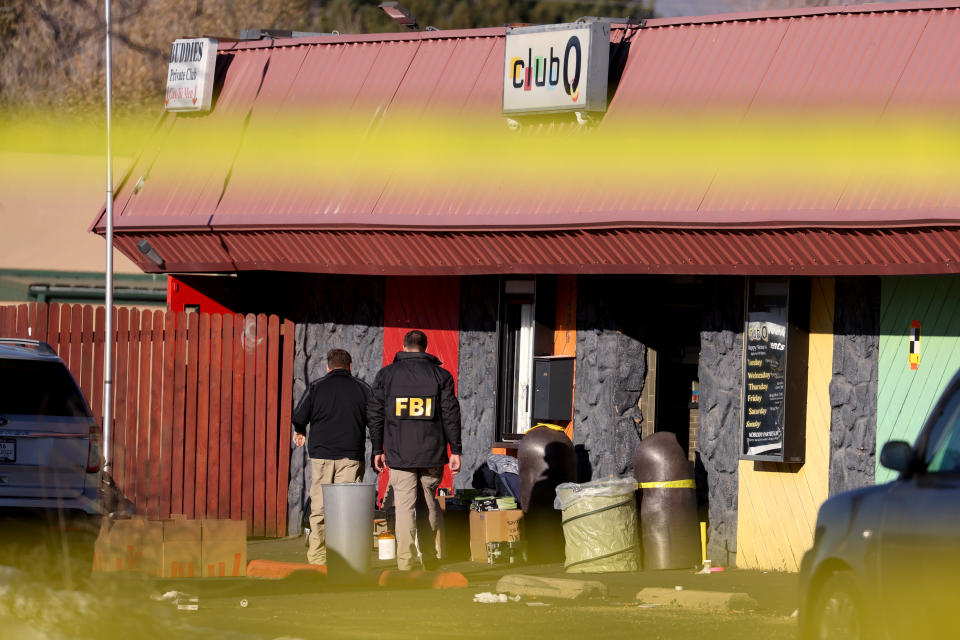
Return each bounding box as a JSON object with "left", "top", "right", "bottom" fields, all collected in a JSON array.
[{"left": 877, "top": 276, "right": 960, "bottom": 483}]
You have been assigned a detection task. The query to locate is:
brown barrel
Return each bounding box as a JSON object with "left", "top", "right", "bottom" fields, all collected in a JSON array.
[
  {"left": 633, "top": 432, "right": 701, "bottom": 570},
  {"left": 518, "top": 424, "right": 577, "bottom": 563}
]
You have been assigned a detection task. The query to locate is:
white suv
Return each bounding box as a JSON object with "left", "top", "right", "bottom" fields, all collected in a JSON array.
[{"left": 0, "top": 339, "right": 102, "bottom": 519}]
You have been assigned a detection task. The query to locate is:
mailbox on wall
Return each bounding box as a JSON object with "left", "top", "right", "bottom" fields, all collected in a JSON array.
[{"left": 533, "top": 355, "right": 574, "bottom": 422}]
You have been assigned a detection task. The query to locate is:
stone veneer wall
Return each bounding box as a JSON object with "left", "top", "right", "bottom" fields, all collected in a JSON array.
[
  {"left": 288, "top": 275, "right": 384, "bottom": 535},
  {"left": 829, "top": 276, "right": 880, "bottom": 495},
  {"left": 456, "top": 276, "right": 500, "bottom": 489},
  {"left": 573, "top": 276, "right": 646, "bottom": 480},
  {"left": 697, "top": 276, "right": 744, "bottom": 567}
]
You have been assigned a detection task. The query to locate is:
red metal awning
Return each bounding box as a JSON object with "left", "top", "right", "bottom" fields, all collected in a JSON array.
[{"left": 113, "top": 226, "right": 960, "bottom": 276}]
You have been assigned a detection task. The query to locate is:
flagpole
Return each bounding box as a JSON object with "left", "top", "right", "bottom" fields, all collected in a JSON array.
[{"left": 102, "top": 0, "right": 114, "bottom": 474}]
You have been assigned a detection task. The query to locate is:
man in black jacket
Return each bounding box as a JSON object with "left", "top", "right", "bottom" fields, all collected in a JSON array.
[
  {"left": 293, "top": 348, "right": 370, "bottom": 565},
  {"left": 368, "top": 330, "right": 462, "bottom": 571}
]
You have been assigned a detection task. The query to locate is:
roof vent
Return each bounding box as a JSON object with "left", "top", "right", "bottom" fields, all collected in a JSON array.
[
  {"left": 575, "top": 16, "right": 646, "bottom": 27},
  {"left": 238, "top": 29, "right": 336, "bottom": 40}
]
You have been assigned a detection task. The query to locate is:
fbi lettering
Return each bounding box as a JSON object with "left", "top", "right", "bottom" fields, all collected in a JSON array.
[{"left": 394, "top": 397, "right": 434, "bottom": 419}]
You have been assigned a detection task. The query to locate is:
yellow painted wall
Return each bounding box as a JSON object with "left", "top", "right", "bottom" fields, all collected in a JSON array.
[{"left": 735, "top": 277, "right": 834, "bottom": 572}]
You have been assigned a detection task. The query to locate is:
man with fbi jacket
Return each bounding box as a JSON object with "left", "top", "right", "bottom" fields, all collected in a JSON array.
[{"left": 368, "top": 330, "right": 462, "bottom": 571}]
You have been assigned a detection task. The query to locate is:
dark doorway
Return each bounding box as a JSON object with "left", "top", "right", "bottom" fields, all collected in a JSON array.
[{"left": 638, "top": 276, "right": 707, "bottom": 459}]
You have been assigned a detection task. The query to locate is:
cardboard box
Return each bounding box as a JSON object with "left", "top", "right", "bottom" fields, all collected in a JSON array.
[
  {"left": 93, "top": 517, "right": 246, "bottom": 578},
  {"left": 92, "top": 518, "right": 113, "bottom": 573},
  {"left": 469, "top": 509, "right": 523, "bottom": 563},
  {"left": 162, "top": 518, "right": 202, "bottom": 578},
  {"left": 201, "top": 519, "right": 247, "bottom": 577},
  {"left": 93, "top": 517, "right": 163, "bottom": 576}
]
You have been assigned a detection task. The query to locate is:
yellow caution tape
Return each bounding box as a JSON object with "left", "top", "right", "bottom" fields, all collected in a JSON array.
[
  {"left": 637, "top": 480, "right": 696, "bottom": 489},
  {"left": 530, "top": 423, "right": 567, "bottom": 432}
]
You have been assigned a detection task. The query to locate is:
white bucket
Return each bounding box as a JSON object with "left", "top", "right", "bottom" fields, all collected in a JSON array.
[{"left": 378, "top": 535, "right": 396, "bottom": 560}]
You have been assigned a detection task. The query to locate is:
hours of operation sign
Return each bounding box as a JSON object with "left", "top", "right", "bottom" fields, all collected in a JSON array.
[{"left": 743, "top": 312, "right": 788, "bottom": 457}]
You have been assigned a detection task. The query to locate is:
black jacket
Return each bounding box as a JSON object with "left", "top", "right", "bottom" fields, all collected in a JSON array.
[
  {"left": 368, "top": 351, "right": 462, "bottom": 469},
  {"left": 292, "top": 369, "right": 371, "bottom": 461}
]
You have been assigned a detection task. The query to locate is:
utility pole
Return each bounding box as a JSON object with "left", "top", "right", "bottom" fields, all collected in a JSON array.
[{"left": 102, "top": 0, "right": 114, "bottom": 474}]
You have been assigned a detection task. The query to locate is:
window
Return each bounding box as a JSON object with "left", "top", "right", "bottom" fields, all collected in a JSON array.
[
  {"left": 741, "top": 277, "right": 790, "bottom": 459},
  {"left": 0, "top": 360, "right": 89, "bottom": 417},
  {"left": 495, "top": 277, "right": 560, "bottom": 442},
  {"left": 740, "top": 276, "right": 810, "bottom": 463},
  {"left": 925, "top": 389, "right": 960, "bottom": 474},
  {"left": 496, "top": 280, "right": 536, "bottom": 441}
]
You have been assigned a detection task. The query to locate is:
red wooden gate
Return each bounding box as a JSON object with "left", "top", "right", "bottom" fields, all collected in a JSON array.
[{"left": 0, "top": 303, "right": 294, "bottom": 537}]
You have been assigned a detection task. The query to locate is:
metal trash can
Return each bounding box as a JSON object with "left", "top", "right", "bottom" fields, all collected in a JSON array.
[{"left": 322, "top": 482, "right": 376, "bottom": 583}]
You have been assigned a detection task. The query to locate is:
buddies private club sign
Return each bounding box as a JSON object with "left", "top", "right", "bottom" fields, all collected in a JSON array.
[{"left": 165, "top": 38, "right": 218, "bottom": 112}]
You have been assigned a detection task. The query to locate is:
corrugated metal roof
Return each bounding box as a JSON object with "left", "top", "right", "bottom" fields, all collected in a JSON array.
[
  {"left": 838, "top": 6, "right": 960, "bottom": 214},
  {"left": 697, "top": 8, "right": 934, "bottom": 216},
  {"left": 95, "top": 1, "right": 960, "bottom": 275},
  {"left": 109, "top": 47, "right": 273, "bottom": 230}
]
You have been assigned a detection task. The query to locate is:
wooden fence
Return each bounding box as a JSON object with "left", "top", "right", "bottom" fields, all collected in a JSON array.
[{"left": 0, "top": 303, "right": 294, "bottom": 537}]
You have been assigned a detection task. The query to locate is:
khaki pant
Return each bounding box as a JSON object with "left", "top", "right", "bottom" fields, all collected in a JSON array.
[
  {"left": 308, "top": 458, "right": 364, "bottom": 565},
  {"left": 390, "top": 466, "right": 444, "bottom": 570}
]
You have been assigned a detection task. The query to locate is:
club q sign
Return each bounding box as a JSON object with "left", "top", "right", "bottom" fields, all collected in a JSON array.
[
  {"left": 502, "top": 22, "right": 609, "bottom": 116},
  {"left": 165, "top": 38, "right": 218, "bottom": 112}
]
